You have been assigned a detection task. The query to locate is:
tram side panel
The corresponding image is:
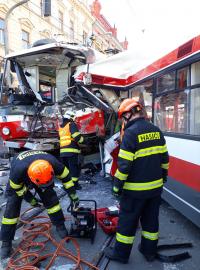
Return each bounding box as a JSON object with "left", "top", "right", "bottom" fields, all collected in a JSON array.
[{"left": 162, "top": 136, "right": 200, "bottom": 228}]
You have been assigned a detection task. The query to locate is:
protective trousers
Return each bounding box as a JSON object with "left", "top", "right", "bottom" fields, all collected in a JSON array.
[
  {"left": 114, "top": 194, "right": 161, "bottom": 260},
  {"left": 62, "top": 155, "right": 80, "bottom": 184},
  {"left": 0, "top": 186, "right": 65, "bottom": 241}
]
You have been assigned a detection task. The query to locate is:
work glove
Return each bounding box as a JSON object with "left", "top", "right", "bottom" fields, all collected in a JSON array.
[
  {"left": 112, "top": 185, "right": 122, "bottom": 198},
  {"left": 112, "top": 177, "right": 124, "bottom": 199},
  {"left": 30, "top": 198, "right": 42, "bottom": 207},
  {"left": 69, "top": 193, "right": 79, "bottom": 211}
]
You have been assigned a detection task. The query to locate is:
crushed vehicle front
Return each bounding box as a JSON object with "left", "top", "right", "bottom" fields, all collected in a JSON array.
[{"left": 0, "top": 41, "right": 111, "bottom": 155}]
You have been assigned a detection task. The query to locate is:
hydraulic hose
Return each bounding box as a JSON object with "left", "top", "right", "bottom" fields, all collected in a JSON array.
[{"left": 6, "top": 208, "right": 99, "bottom": 270}]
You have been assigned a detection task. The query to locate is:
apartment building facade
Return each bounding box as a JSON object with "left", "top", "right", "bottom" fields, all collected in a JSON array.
[{"left": 0, "top": 0, "right": 127, "bottom": 71}]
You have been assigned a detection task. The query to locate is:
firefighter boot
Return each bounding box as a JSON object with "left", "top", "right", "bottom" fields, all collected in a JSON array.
[
  {"left": 1, "top": 241, "right": 12, "bottom": 259},
  {"left": 56, "top": 224, "right": 68, "bottom": 239},
  {"left": 138, "top": 244, "right": 156, "bottom": 262},
  {"left": 104, "top": 247, "right": 128, "bottom": 264}
]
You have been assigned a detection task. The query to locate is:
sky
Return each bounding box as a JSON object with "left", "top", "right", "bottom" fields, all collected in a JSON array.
[{"left": 91, "top": 0, "right": 200, "bottom": 63}]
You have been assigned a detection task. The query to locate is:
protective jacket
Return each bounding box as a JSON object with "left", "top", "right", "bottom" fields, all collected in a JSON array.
[
  {"left": 0, "top": 150, "right": 77, "bottom": 241},
  {"left": 112, "top": 117, "right": 169, "bottom": 260},
  {"left": 9, "top": 150, "right": 75, "bottom": 195},
  {"left": 114, "top": 117, "right": 169, "bottom": 198},
  {"left": 59, "top": 121, "right": 84, "bottom": 157}
]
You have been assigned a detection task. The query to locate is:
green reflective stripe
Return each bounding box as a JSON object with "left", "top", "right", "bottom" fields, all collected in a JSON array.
[
  {"left": 142, "top": 231, "right": 159, "bottom": 240},
  {"left": 16, "top": 186, "right": 27, "bottom": 196},
  {"left": 78, "top": 137, "right": 84, "bottom": 143},
  {"left": 161, "top": 163, "right": 169, "bottom": 169},
  {"left": 9, "top": 179, "right": 23, "bottom": 190},
  {"left": 72, "top": 177, "right": 78, "bottom": 182},
  {"left": 60, "top": 148, "right": 81, "bottom": 154},
  {"left": 72, "top": 132, "right": 81, "bottom": 138},
  {"left": 113, "top": 186, "right": 119, "bottom": 192},
  {"left": 123, "top": 179, "right": 163, "bottom": 191},
  {"left": 114, "top": 169, "right": 128, "bottom": 181},
  {"left": 60, "top": 138, "right": 72, "bottom": 145},
  {"left": 47, "top": 204, "right": 61, "bottom": 214},
  {"left": 56, "top": 167, "right": 69, "bottom": 179},
  {"left": 118, "top": 149, "right": 134, "bottom": 161},
  {"left": 63, "top": 180, "right": 74, "bottom": 189},
  {"left": 2, "top": 217, "right": 18, "bottom": 225},
  {"left": 135, "top": 145, "right": 167, "bottom": 159},
  {"left": 116, "top": 232, "right": 134, "bottom": 244}
]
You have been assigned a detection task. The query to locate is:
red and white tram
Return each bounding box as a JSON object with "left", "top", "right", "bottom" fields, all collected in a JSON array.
[{"left": 76, "top": 35, "right": 200, "bottom": 228}]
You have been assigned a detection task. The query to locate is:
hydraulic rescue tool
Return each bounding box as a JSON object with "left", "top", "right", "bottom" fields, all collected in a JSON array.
[{"left": 68, "top": 199, "right": 97, "bottom": 243}]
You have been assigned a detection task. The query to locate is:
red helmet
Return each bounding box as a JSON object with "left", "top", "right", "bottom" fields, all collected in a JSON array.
[
  {"left": 28, "top": 160, "right": 54, "bottom": 187},
  {"left": 118, "top": 98, "right": 142, "bottom": 119}
]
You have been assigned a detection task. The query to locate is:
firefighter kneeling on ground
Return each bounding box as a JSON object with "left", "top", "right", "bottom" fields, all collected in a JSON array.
[
  {"left": 0, "top": 150, "right": 79, "bottom": 259},
  {"left": 59, "top": 112, "right": 84, "bottom": 190},
  {"left": 104, "top": 98, "right": 169, "bottom": 264}
]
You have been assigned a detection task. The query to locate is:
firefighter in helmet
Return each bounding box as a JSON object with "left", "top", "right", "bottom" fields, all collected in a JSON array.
[
  {"left": 59, "top": 112, "right": 84, "bottom": 190},
  {"left": 0, "top": 150, "right": 79, "bottom": 259},
  {"left": 104, "top": 98, "right": 169, "bottom": 264}
]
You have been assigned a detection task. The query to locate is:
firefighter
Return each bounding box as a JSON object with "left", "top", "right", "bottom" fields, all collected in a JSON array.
[
  {"left": 5, "top": 181, "right": 41, "bottom": 207},
  {"left": 59, "top": 112, "right": 84, "bottom": 190},
  {"left": 0, "top": 150, "right": 79, "bottom": 259},
  {"left": 104, "top": 98, "right": 169, "bottom": 264}
]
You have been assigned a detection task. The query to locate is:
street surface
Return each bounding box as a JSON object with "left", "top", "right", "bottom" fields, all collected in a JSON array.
[{"left": 0, "top": 159, "right": 199, "bottom": 269}]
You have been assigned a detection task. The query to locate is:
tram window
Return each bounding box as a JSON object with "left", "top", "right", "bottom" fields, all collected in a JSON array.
[
  {"left": 130, "top": 79, "right": 153, "bottom": 120},
  {"left": 154, "top": 91, "right": 189, "bottom": 134},
  {"left": 191, "top": 61, "right": 200, "bottom": 85},
  {"left": 190, "top": 87, "right": 200, "bottom": 135},
  {"left": 177, "top": 66, "right": 189, "bottom": 90},
  {"left": 156, "top": 71, "right": 175, "bottom": 93},
  {"left": 39, "top": 83, "right": 52, "bottom": 102}
]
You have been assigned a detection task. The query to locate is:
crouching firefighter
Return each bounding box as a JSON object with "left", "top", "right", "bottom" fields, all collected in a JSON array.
[
  {"left": 104, "top": 98, "right": 169, "bottom": 264},
  {"left": 0, "top": 150, "right": 79, "bottom": 259},
  {"left": 59, "top": 112, "right": 84, "bottom": 190}
]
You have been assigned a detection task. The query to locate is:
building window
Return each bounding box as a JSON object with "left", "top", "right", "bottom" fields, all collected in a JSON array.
[
  {"left": 22, "top": 30, "right": 30, "bottom": 49},
  {"left": 0, "top": 18, "right": 5, "bottom": 45},
  {"left": 41, "top": 0, "right": 51, "bottom": 17},
  {"left": 83, "top": 30, "right": 87, "bottom": 46},
  {"left": 69, "top": 20, "right": 74, "bottom": 41},
  {"left": 58, "top": 11, "right": 63, "bottom": 31}
]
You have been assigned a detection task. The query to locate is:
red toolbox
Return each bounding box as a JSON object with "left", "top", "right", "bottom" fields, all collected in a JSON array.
[{"left": 94, "top": 207, "right": 119, "bottom": 235}]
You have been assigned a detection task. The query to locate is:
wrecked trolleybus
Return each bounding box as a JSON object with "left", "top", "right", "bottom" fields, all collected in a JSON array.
[{"left": 0, "top": 40, "right": 118, "bottom": 164}]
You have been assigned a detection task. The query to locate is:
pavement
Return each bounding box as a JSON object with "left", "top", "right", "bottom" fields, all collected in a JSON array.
[{"left": 0, "top": 166, "right": 199, "bottom": 270}]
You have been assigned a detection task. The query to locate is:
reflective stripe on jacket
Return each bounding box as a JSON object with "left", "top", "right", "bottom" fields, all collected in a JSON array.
[
  {"left": 114, "top": 117, "right": 169, "bottom": 198},
  {"left": 59, "top": 121, "right": 84, "bottom": 156},
  {"left": 59, "top": 123, "right": 74, "bottom": 148}
]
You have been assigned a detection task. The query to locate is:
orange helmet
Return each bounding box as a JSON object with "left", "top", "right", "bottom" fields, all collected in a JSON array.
[
  {"left": 28, "top": 160, "right": 54, "bottom": 187},
  {"left": 118, "top": 98, "right": 142, "bottom": 119}
]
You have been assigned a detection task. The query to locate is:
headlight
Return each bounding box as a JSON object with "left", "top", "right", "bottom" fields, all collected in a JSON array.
[{"left": 2, "top": 127, "right": 10, "bottom": 135}]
